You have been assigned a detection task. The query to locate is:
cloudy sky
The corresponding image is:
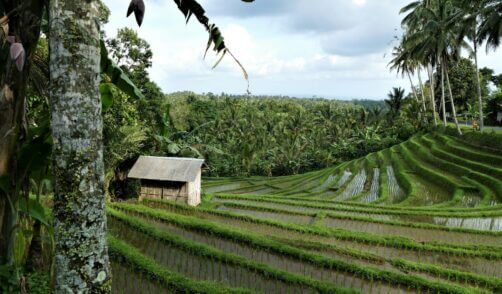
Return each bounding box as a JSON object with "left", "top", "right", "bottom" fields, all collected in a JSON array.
[{"left": 103, "top": 0, "right": 502, "bottom": 100}]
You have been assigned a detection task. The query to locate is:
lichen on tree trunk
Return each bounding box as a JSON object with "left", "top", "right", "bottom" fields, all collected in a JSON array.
[{"left": 49, "top": 0, "right": 111, "bottom": 292}]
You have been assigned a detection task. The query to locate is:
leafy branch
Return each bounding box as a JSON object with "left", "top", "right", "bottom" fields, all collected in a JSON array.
[{"left": 127, "top": 0, "right": 254, "bottom": 93}]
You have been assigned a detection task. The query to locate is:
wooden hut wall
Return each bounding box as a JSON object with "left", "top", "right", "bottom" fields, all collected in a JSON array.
[
  {"left": 187, "top": 170, "right": 202, "bottom": 206},
  {"left": 139, "top": 180, "right": 188, "bottom": 201}
]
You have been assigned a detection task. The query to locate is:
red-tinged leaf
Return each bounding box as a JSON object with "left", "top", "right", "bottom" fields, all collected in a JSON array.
[
  {"left": 15, "top": 49, "right": 25, "bottom": 71},
  {"left": 10, "top": 43, "right": 25, "bottom": 71},
  {"left": 10, "top": 42, "right": 23, "bottom": 60}
]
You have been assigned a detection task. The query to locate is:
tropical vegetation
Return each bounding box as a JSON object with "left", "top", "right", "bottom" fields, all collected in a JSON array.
[{"left": 0, "top": 0, "right": 500, "bottom": 293}]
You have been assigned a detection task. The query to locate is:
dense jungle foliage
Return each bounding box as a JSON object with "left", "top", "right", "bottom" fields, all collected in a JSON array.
[
  {"left": 1, "top": 0, "right": 501, "bottom": 292},
  {"left": 25, "top": 28, "right": 501, "bottom": 200},
  {"left": 162, "top": 93, "right": 418, "bottom": 176}
]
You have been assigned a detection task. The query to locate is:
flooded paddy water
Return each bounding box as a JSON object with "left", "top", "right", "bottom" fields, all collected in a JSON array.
[
  {"left": 109, "top": 212, "right": 416, "bottom": 293},
  {"left": 212, "top": 197, "right": 502, "bottom": 232},
  {"left": 116, "top": 133, "right": 502, "bottom": 293},
  {"left": 141, "top": 201, "right": 501, "bottom": 278}
]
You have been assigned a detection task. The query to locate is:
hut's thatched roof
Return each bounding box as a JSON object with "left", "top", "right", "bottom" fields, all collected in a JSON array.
[{"left": 128, "top": 156, "right": 204, "bottom": 182}]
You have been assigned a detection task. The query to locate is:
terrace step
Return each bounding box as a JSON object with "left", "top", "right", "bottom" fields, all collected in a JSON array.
[
  {"left": 109, "top": 209, "right": 341, "bottom": 293},
  {"left": 111, "top": 203, "right": 502, "bottom": 292},
  {"left": 213, "top": 200, "right": 502, "bottom": 246},
  {"left": 140, "top": 199, "right": 502, "bottom": 279},
  {"left": 211, "top": 196, "right": 502, "bottom": 232},
  {"left": 108, "top": 235, "right": 252, "bottom": 294}
]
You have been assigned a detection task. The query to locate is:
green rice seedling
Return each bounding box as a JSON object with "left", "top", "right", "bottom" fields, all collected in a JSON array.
[
  {"left": 109, "top": 205, "right": 494, "bottom": 293},
  {"left": 140, "top": 198, "right": 502, "bottom": 257},
  {"left": 337, "top": 168, "right": 367, "bottom": 201},
  {"left": 108, "top": 235, "right": 254, "bottom": 293},
  {"left": 213, "top": 200, "right": 502, "bottom": 245},
  {"left": 137, "top": 199, "right": 502, "bottom": 278},
  {"left": 119, "top": 202, "right": 498, "bottom": 287},
  {"left": 440, "top": 131, "right": 502, "bottom": 158},
  {"left": 433, "top": 134, "right": 502, "bottom": 167},
  {"left": 109, "top": 208, "right": 356, "bottom": 293},
  {"left": 388, "top": 146, "right": 417, "bottom": 203},
  {"left": 213, "top": 194, "right": 502, "bottom": 221},
  {"left": 397, "top": 143, "right": 461, "bottom": 205}
]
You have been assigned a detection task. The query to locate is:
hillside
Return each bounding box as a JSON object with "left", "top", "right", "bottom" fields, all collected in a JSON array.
[{"left": 108, "top": 132, "right": 502, "bottom": 293}]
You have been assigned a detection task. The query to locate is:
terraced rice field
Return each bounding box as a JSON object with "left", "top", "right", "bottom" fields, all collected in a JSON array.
[{"left": 110, "top": 133, "right": 502, "bottom": 293}]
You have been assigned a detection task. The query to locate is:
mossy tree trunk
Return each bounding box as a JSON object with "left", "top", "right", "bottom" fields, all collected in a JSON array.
[
  {"left": 49, "top": 0, "right": 111, "bottom": 292},
  {"left": 0, "top": 0, "right": 44, "bottom": 265}
]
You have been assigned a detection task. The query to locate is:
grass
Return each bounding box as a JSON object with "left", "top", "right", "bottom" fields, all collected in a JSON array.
[
  {"left": 108, "top": 235, "right": 255, "bottom": 294},
  {"left": 109, "top": 207, "right": 356, "bottom": 294},
  {"left": 109, "top": 203, "right": 499, "bottom": 293},
  {"left": 110, "top": 129, "right": 502, "bottom": 293},
  {"left": 142, "top": 198, "right": 502, "bottom": 259}
]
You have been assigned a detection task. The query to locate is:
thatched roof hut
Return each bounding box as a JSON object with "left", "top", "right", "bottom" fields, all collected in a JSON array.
[{"left": 128, "top": 156, "right": 204, "bottom": 206}]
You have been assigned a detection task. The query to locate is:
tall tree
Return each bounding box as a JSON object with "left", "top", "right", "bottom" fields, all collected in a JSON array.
[
  {"left": 385, "top": 87, "right": 406, "bottom": 119},
  {"left": 49, "top": 0, "right": 111, "bottom": 291},
  {"left": 106, "top": 28, "right": 164, "bottom": 133},
  {"left": 479, "top": 0, "right": 502, "bottom": 50},
  {"left": 402, "top": 0, "right": 463, "bottom": 134},
  {"left": 389, "top": 43, "right": 420, "bottom": 107},
  {"left": 1, "top": 0, "right": 253, "bottom": 291},
  {"left": 400, "top": 0, "right": 439, "bottom": 126},
  {"left": 427, "top": 64, "right": 438, "bottom": 126},
  {"left": 457, "top": 0, "right": 486, "bottom": 130},
  {"left": 389, "top": 39, "right": 428, "bottom": 121},
  {"left": 106, "top": 27, "right": 152, "bottom": 86}
]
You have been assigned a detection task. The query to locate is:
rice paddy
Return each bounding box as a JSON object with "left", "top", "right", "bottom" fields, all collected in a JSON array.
[{"left": 110, "top": 133, "right": 502, "bottom": 293}]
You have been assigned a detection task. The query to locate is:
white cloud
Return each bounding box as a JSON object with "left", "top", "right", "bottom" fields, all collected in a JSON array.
[
  {"left": 103, "top": 0, "right": 502, "bottom": 99},
  {"left": 353, "top": 0, "right": 367, "bottom": 6}
]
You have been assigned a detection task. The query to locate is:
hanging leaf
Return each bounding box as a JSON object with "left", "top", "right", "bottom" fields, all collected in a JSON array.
[
  {"left": 15, "top": 52, "right": 25, "bottom": 71},
  {"left": 18, "top": 198, "right": 49, "bottom": 227},
  {"left": 100, "top": 83, "right": 115, "bottom": 111},
  {"left": 100, "top": 40, "right": 145, "bottom": 101},
  {"left": 211, "top": 49, "right": 227, "bottom": 69},
  {"left": 9, "top": 42, "right": 22, "bottom": 60},
  {"left": 171, "top": 0, "right": 252, "bottom": 93},
  {"left": 10, "top": 42, "right": 25, "bottom": 71},
  {"left": 127, "top": 0, "right": 145, "bottom": 27}
]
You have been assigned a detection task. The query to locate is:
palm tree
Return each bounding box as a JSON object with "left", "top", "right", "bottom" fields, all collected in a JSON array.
[
  {"left": 479, "top": 0, "right": 502, "bottom": 50},
  {"left": 385, "top": 87, "right": 406, "bottom": 119},
  {"left": 427, "top": 63, "right": 439, "bottom": 126},
  {"left": 389, "top": 42, "right": 423, "bottom": 113},
  {"left": 401, "top": 0, "right": 463, "bottom": 134},
  {"left": 456, "top": 0, "right": 486, "bottom": 130},
  {"left": 401, "top": 0, "right": 438, "bottom": 126},
  {"left": 416, "top": 66, "right": 428, "bottom": 117}
]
